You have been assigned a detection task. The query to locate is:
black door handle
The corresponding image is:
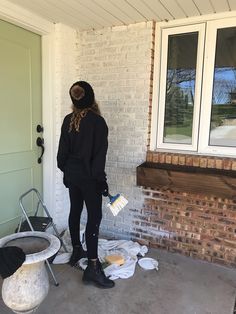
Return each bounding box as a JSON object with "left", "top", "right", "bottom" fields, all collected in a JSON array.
[
  {"left": 36, "top": 137, "right": 45, "bottom": 164},
  {"left": 36, "top": 124, "right": 44, "bottom": 133}
]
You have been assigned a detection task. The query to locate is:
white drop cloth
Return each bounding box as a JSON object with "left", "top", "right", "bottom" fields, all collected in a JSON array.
[{"left": 53, "top": 228, "right": 149, "bottom": 280}]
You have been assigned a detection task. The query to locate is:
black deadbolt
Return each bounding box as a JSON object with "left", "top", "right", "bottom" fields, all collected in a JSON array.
[{"left": 36, "top": 124, "right": 44, "bottom": 133}]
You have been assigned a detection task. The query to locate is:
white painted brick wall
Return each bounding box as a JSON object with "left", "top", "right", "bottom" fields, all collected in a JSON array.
[
  {"left": 54, "top": 23, "right": 78, "bottom": 230},
  {"left": 54, "top": 21, "right": 153, "bottom": 238},
  {"left": 75, "top": 21, "right": 153, "bottom": 239}
]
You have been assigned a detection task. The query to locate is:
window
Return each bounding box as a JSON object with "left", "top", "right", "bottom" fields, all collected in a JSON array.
[{"left": 153, "top": 17, "right": 236, "bottom": 156}]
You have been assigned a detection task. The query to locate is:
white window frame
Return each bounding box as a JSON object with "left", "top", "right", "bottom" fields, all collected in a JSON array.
[
  {"left": 151, "top": 14, "right": 236, "bottom": 157},
  {"left": 157, "top": 24, "right": 205, "bottom": 151},
  {"left": 199, "top": 17, "right": 236, "bottom": 156}
]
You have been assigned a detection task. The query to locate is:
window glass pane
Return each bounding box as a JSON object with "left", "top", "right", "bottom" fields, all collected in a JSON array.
[
  {"left": 209, "top": 27, "right": 236, "bottom": 147},
  {"left": 163, "top": 32, "right": 198, "bottom": 144}
]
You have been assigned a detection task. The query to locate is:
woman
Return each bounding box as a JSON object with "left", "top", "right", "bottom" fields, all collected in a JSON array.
[{"left": 57, "top": 81, "right": 114, "bottom": 289}]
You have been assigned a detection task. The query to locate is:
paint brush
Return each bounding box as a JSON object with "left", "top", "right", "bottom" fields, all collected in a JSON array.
[{"left": 106, "top": 193, "right": 128, "bottom": 216}]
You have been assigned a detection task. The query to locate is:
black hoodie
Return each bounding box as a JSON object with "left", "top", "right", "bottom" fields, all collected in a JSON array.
[{"left": 57, "top": 111, "right": 108, "bottom": 187}]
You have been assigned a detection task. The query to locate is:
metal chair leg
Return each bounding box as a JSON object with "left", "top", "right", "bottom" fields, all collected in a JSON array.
[
  {"left": 51, "top": 222, "right": 68, "bottom": 253},
  {"left": 45, "top": 259, "right": 59, "bottom": 287}
]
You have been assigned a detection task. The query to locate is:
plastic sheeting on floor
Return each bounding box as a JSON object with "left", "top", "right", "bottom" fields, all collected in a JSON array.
[{"left": 53, "top": 228, "right": 150, "bottom": 280}]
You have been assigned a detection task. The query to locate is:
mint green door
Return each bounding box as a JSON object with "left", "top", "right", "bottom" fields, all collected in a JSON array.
[{"left": 0, "top": 19, "right": 42, "bottom": 237}]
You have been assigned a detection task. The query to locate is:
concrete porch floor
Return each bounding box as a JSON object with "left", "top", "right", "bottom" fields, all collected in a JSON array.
[{"left": 1, "top": 248, "right": 236, "bottom": 314}]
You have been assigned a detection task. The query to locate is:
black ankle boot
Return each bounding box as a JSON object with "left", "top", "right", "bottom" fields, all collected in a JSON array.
[
  {"left": 82, "top": 259, "right": 115, "bottom": 289},
  {"left": 69, "top": 245, "right": 87, "bottom": 267}
]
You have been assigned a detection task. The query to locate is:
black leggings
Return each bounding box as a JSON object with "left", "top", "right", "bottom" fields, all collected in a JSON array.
[{"left": 68, "top": 183, "right": 102, "bottom": 259}]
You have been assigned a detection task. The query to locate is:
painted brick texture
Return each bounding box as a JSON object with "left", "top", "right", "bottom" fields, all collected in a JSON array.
[
  {"left": 76, "top": 22, "right": 153, "bottom": 238},
  {"left": 54, "top": 21, "right": 236, "bottom": 268},
  {"left": 54, "top": 23, "right": 78, "bottom": 230}
]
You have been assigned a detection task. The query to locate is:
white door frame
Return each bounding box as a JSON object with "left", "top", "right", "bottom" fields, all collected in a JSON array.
[{"left": 0, "top": 0, "right": 56, "bottom": 215}]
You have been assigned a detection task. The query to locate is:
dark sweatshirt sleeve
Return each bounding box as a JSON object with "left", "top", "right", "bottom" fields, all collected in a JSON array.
[
  {"left": 0, "top": 247, "right": 25, "bottom": 279},
  {"left": 57, "top": 117, "right": 70, "bottom": 172},
  {"left": 91, "top": 117, "right": 108, "bottom": 182}
]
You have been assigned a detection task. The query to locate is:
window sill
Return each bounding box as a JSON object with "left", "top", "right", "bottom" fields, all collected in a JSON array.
[
  {"left": 152, "top": 148, "right": 236, "bottom": 159},
  {"left": 136, "top": 162, "right": 236, "bottom": 199}
]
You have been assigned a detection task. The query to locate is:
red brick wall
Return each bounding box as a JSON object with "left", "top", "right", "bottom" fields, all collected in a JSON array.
[{"left": 134, "top": 151, "right": 236, "bottom": 267}]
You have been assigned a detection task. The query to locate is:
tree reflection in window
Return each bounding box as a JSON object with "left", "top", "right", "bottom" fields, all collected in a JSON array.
[
  {"left": 164, "top": 32, "right": 198, "bottom": 144},
  {"left": 209, "top": 27, "right": 236, "bottom": 147}
]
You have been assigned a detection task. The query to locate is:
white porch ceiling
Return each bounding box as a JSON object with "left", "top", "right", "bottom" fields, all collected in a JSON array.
[{"left": 7, "top": 0, "right": 236, "bottom": 30}]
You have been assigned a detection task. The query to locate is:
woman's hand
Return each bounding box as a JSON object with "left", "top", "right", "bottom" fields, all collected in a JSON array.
[{"left": 97, "top": 181, "right": 109, "bottom": 197}]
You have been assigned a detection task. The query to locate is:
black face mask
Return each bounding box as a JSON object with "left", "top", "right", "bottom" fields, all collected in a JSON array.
[{"left": 69, "top": 81, "right": 95, "bottom": 109}]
